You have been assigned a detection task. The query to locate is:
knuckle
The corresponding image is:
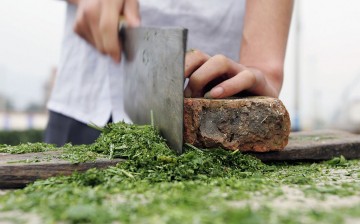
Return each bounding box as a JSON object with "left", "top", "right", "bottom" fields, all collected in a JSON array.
[
  {"left": 212, "top": 54, "right": 228, "bottom": 65},
  {"left": 243, "top": 69, "right": 256, "bottom": 84},
  {"left": 83, "top": 5, "right": 98, "bottom": 23},
  {"left": 74, "top": 20, "right": 85, "bottom": 35},
  {"left": 82, "top": 6, "right": 92, "bottom": 16},
  {"left": 191, "top": 49, "right": 208, "bottom": 63},
  {"left": 189, "top": 75, "right": 203, "bottom": 90}
]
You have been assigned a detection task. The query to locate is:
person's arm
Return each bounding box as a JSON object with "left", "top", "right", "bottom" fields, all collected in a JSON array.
[
  {"left": 184, "top": 0, "right": 293, "bottom": 98},
  {"left": 68, "top": 0, "right": 140, "bottom": 63}
]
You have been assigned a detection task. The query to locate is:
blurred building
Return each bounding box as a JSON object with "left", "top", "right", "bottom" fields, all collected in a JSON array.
[
  {"left": 0, "top": 94, "right": 5, "bottom": 112},
  {"left": 0, "top": 68, "right": 56, "bottom": 131},
  {"left": 43, "top": 66, "right": 57, "bottom": 110},
  {"left": 0, "top": 112, "right": 47, "bottom": 130},
  {"left": 0, "top": 94, "right": 14, "bottom": 112}
]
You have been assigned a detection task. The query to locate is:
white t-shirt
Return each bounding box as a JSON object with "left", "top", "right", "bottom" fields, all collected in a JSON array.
[{"left": 48, "top": 0, "right": 246, "bottom": 126}]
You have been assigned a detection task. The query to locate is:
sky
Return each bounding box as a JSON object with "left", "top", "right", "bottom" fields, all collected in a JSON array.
[
  {"left": 1, "top": 0, "right": 360, "bottom": 131},
  {"left": 282, "top": 0, "right": 360, "bottom": 130},
  {"left": 0, "top": 0, "right": 65, "bottom": 109}
]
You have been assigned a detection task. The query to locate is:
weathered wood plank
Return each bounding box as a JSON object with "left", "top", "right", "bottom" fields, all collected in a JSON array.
[
  {"left": 0, "top": 151, "right": 123, "bottom": 189},
  {"left": 1, "top": 129, "right": 359, "bottom": 189},
  {"left": 249, "top": 129, "right": 360, "bottom": 162}
]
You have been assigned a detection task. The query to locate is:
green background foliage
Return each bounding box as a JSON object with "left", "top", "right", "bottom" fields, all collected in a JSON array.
[{"left": 0, "top": 130, "right": 43, "bottom": 145}]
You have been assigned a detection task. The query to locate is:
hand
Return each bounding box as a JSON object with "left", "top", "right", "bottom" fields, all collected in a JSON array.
[
  {"left": 70, "top": 0, "right": 140, "bottom": 63},
  {"left": 184, "top": 50, "right": 281, "bottom": 98}
]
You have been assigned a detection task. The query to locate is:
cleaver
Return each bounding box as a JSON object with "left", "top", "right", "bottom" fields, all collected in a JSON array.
[{"left": 121, "top": 27, "right": 188, "bottom": 154}]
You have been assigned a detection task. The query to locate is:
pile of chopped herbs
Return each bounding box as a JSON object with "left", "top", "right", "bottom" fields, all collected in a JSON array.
[{"left": 1, "top": 122, "right": 360, "bottom": 224}]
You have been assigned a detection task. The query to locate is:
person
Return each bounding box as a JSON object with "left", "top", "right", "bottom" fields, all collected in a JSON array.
[{"left": 45, "top": 0, "right": 293, "bottom": 146}]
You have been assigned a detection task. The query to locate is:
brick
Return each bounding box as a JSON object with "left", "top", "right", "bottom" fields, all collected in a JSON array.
[{"left": 183, "top": 97, "right": 291, "bottom": 152}]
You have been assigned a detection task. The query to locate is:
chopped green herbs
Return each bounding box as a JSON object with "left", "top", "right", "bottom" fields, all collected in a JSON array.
[
  {"left": 0, "top": 122, "right": 360, "bottom": 224},
  {"left": 0, "top": 142, "right": 56, "bottom": 154},
  {"left": 326, "top": 155, "right": 349, "bottom": 167}
]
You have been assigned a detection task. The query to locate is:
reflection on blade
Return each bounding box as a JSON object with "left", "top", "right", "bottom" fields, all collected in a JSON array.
[{"left": 122, "top": 27, "right": 187, "bottom": 154}]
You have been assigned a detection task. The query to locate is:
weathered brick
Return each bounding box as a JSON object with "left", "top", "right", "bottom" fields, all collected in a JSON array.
[{"left": 184, "top": 97, "right": 291, "bottom": 152}]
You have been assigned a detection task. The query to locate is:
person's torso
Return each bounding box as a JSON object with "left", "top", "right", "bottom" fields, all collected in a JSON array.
[
  {"left": 140, "top": 0, "right": 245, "bottom": 61},
  {"left": 48, "top": 0, "right": 246, "bottom": 126}
]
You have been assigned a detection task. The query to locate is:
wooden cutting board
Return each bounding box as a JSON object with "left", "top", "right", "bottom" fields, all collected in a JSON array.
[
  {"left": 1, "top": 129, "right": 359, "bottom": 189},
  {"left": 250, "top": 129, "right": 360, "bottom": 161},
  {"left": 0, "top": 151, "right": 123, "bottom": 189}
]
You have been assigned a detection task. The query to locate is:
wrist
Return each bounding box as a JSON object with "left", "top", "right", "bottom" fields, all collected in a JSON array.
[{"left": 247, "top": 66, "right": 282, "bottom": 98}]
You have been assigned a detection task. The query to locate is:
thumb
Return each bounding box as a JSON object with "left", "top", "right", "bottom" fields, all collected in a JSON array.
[{"left": 205, "top": 70, "right": 256, "bottom": 99}]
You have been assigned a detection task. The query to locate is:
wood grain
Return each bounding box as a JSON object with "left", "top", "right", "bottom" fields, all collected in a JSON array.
[
  {"left": 1, "top": 129, "right": 359, "bottom": 189},
  {"left": 0, "top": 151, "right": 123, "bottom": 189},
  {"left": 249, "top": 129, "right": 360, "bottom": 162}
]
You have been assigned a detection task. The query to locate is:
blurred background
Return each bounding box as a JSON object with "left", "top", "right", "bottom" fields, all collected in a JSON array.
[{"left": 1, "top": 0, "right": 360, "bottom": 137}]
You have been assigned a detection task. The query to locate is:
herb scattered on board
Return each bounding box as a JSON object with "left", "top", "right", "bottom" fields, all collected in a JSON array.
[
  {"left": 0, "top": 142, "right": 56, "bottom": 154},
  {"left": 1, "top": 122, "right": 360, "bottom": 224}
]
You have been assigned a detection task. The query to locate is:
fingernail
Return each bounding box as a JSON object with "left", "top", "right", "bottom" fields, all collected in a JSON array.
[
  {"left": 184, "top": 88, "right": 192, "bottom": 98},
  {"left": 204, "top": 91, "right": 212, "bottom": 99},
  {"left": 210, "top": 87, "right": 224, "bottom": 98}
]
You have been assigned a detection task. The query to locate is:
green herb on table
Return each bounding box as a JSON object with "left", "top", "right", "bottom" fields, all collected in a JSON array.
[{"left": 0, "top": 122, "right": 359, "bottom": 224}]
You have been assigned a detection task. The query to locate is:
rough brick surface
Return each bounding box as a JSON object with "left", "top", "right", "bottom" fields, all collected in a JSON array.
[{"left": 184, "top": 97, "right": 291, "bottom": 152}]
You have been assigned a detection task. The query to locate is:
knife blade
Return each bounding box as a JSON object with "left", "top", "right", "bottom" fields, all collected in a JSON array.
[{"left": 121, "top": 26, "right": 188, "bottom": 154}]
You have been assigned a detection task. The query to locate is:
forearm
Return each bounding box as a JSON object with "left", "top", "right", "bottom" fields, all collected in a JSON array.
[
  {"left": 66, "top": 0, "right": 140, "bottom": 62},
  {"left": 240, "top": 0, "right": 294, "bottom": 95}
]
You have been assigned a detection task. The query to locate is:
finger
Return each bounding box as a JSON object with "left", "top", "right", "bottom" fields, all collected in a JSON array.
[
  {"left": 100, "top": 0, "right": 123, "bottom": 62},
  {"left": 74, "top": 11, "right": 96, "bottom": 46},
  {"left": 188, "top": 54, "right": 245, "bottom": 97},
  {"left": 184, "top": 49, "right": 210, "bottom": 78},
  {"left": 123, "top": 0, "right": 141, "bottom": 27},
  {"left": 184, "top": 50, "right": 210, "bottom": 97},
  {"left": 205, "top": 70, "right": 257, "bottom": 99},
  {"left": 84, "top": 3, "right": 105, "bottom": 54}
]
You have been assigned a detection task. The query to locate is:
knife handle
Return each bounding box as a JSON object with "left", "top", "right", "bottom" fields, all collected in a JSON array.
[{"left": 118, "top": 16, "right": 127, "bottom": 31}]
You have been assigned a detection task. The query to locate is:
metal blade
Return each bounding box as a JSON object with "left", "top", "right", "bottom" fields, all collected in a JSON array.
[{"left": 121, "top": 27, "right": 187, "bottom": 154}]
